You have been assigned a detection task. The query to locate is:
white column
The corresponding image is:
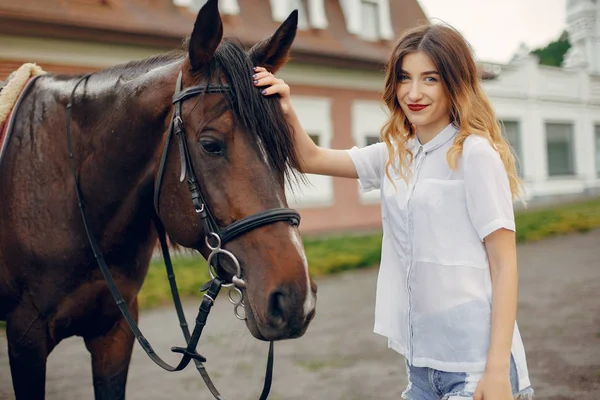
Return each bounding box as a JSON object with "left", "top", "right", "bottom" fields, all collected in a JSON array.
[
  {"left": 269, "top": 0, "right": 291, "bottom": 22},
  {"left": 308, "top": 0, "right": 328, "bottom": 29},
  {"left": 338, "top": 0, "right": 361, "bottom": 35},
  {"left": 378, "top": 0, "right": 394, "bottom": 40},
  {"left": 221, "top": 0, "right": 240, "bottom": 14}
]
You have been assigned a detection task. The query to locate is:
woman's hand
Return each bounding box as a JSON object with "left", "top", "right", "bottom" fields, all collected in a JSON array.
[
  {"left": 473, "top": 370, "right": 513, "bottom": 400},
  {"left": 252, "top": 66, "right": 292, "bottom": 115},
  {"left": 250, "top": 66, "right": 358, "bottom": 179}
]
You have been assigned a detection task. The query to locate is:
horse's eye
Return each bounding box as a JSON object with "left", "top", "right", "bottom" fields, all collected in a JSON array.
[{"left": 199, "top": 139, "right": 224, "bottom": 155}]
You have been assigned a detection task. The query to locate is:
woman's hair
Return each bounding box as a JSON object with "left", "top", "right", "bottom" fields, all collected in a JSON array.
[{"left": 380, "top": 23, "right": 524, "bottom": 200}]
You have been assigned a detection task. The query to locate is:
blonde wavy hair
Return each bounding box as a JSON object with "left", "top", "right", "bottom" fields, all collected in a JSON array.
[{"left": 380, "top": 23, "right": 524, "bottom": 200}]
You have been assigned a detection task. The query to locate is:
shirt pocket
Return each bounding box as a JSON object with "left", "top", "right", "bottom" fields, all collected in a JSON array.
[{"left": 411, "top": 179, "right": 487, "bottom": 269}]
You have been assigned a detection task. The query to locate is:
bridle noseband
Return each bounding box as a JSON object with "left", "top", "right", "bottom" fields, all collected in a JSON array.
[{"left": 66, "top": 70, "right": 303, "bottom": 400}]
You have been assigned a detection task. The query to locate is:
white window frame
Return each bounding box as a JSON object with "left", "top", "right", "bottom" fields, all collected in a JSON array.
[
  {"left": 269, "top": 0, "right": 328, "bottom": 30},
  {"left": 545, "top": 122, "right": 576, "bottom": 177},
  {"left": 359, "top": 0, "right": 380, "bottom": 41},
  {"left": 351, "top": 100, "right": 388, "bottom": 204},
  {"left": 285, "top": 96, "right": 333, "bottom": 208},
  {"left": 499, "top": 120, "right": 524, "bottom": 177},
  {"left": 181, "top": 0, "right": 240, "bottom": 15},
  {"left": 339, "top": 0, "right": 394, "bottom": 41}
]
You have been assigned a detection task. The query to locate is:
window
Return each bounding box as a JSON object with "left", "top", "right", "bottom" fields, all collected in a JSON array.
[
  {"left": 365, "top": 135, "right": 381, "bottom": 146},
  {"left": 595, "top": 125, "right": 600, "bottom": 176},
  {"left": 292, "top": 0, "right": 309, "bottom": 30},
  {"left": 308, "top": 134, "right": 320, "bottom": 146},
  {"left": 269, "top": 0, "right": 327, "bottom": 29},
  {"left": 546, "top": 123, "right": 575, "bottom": 176},
  {"left": 500, "top": 120, "right": 523, "bottom": 176},
  {"left": 181, "top": 0, "right": 240, "bottom": 14},
  {"left": 284, "top": 97, "right": 333, "bottom": 207},
  {"left": 352, "top": 100, "right": 387, "bottom": 203},
  {"left": 339, "top": 0, "right": 393, "bottom": 40},
  {"left": 360, "top": 0, "right": 379, "bottom": 41}
]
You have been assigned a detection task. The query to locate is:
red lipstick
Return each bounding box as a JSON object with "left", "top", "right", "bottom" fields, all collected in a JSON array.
[{"left": 407, "top": 104, "right": 428, "bottom": 112}]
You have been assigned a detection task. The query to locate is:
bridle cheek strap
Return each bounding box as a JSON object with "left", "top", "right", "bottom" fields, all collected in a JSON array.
[{"left": 153, "top": 71, "right": 301, "bottom": 249}]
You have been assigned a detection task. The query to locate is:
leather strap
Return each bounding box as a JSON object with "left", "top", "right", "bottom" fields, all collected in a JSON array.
[
  {"left": 67, "top": 71, "right": 280, "bottom": 399},
  {"left": 220, "top": 209, "right": 300, "bottom": 243}
]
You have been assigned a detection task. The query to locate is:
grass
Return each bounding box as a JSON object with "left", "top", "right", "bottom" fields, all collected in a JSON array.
[
  {"left": 137, "top": 232, "right": 385, "bottom": 309},
  {"left": 135, "top": 197, "right": 600, "bottom": 310},
  {"left": 0, "top": 197, "right": 598, "bottom": 316},
  {"left": 514, "top": 198, "right": 600, "bottom": 243}
]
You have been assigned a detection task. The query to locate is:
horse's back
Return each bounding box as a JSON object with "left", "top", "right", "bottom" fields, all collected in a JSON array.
[{"left": 0, "top": 75, "right": 154, "bottom": 329}]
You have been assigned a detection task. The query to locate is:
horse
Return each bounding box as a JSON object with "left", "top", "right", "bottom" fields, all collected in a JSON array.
[{"left": 0, "top": 1, "right": 317, "bottom": 398}]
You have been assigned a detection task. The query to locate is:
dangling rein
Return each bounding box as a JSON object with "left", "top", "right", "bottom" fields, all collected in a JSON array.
[{"left": 0, "top": 63, "right": 46, "bottom": 167}]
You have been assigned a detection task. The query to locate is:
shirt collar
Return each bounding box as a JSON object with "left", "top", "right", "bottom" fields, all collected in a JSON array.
[{"left": 409, "top": 123, "right": 459, "bottom": 154}]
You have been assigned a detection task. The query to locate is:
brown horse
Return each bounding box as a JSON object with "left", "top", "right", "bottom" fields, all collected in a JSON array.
[{"left": 0, "top": 1, "right": 317, "bottom": 398}]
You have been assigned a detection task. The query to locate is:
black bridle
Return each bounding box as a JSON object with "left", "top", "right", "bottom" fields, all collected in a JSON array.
[
  {"left": 66, "top": 71, "right": 302, "bottom": 399},
  {"left": 154, "top": 71, "right": 301, "bottom": 245}
]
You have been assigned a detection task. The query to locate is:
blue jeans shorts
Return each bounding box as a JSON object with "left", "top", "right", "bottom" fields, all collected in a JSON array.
[{"left": 401, "top": 356, "right": 534, "bottom": 399}]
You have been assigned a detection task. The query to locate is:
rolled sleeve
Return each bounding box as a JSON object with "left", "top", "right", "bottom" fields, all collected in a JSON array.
[
  {"left": 346, "top": 142, "right": 387, "bottom": 191},
  {"left": 464, "top": 140, "right": 515, "bottom": 241}
]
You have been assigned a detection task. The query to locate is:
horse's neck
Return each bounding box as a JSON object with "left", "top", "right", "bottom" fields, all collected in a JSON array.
[{"left": 62, "top": 62, "right": 181, "bottom": 224}]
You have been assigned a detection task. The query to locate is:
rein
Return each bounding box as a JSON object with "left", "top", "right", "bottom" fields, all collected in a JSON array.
[{"left": 65, "top": 71, "right": 301, "bottom": 399}]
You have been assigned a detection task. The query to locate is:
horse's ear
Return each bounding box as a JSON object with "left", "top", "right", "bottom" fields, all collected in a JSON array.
[
  {"left": 188, "top": 0, "right": 223, "bottom": 71},
  {"left": 249, "top": 10, "right": 298, "bottom": 74}
]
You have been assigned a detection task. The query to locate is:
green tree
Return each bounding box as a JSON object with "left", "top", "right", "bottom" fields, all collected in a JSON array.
[{"left": 531, "top": 31, "right": 571, "bottom": 67}]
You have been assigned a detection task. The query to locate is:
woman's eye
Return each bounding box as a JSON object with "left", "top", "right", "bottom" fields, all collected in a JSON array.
[
  {"left": 200, "top": 139, "right": 224, "bottom": 155},
  {"left": 425, "top": 76, "right": 438, "bottom": 83}
]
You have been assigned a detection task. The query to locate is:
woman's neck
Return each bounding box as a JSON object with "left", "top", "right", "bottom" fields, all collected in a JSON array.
[{"left": 415, "top": 118, "right": 451, "bottom": 145}]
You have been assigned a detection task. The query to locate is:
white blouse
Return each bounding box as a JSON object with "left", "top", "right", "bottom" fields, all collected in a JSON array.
[{"left": 347, "top": 123, "right": 531, "bottom": 391}]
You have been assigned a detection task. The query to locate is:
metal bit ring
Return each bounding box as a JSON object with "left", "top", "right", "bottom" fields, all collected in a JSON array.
[
  {"left": 205, "top": 232, "right": 221, "bottom": 251},
  {"left": 206, "top": 247, "right": 245, "bottom": 288}
]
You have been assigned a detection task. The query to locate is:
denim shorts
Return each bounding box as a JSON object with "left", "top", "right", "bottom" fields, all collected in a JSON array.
[{"left": 401, "top": 356, "right": 534, "bottom": 400}]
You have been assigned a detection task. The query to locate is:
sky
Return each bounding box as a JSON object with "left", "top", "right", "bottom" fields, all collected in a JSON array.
[{"left": 416, "top": 0, "right": 567, "bottom": 63}]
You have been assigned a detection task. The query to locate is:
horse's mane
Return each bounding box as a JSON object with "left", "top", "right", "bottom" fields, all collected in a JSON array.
[
  {"left": 95, "top": 38, "right": 302, "bottom": 185},
  {"left": 209, "top": 38, "right": 302, "bottom": 185},
  {"left": 97, "top": 50, "right": 186, "bottom": 80}
]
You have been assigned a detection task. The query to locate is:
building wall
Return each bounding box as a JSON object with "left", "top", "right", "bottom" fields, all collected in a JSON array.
[
  {"left": 5, "top": 34, "right": 598, "bottom": 236},
  {"left": 0, "top": 34, "right": 387, "bottom": 234},
  {"left": 483, "top": 55, "right": 600, "bottom": 202},
  {"left": 285, "top": 55, "right": 600, "bottom": 233},
  {"left": 277, "top": 61, "right": 386, "bottom": 233}
]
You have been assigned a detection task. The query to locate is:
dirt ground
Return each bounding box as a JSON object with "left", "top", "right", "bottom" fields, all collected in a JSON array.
[{"left": 1, "top": 229, "right": 599, "bottom": 399}]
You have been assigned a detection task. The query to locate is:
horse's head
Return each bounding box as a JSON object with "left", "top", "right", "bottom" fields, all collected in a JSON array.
[{"left": 155, "top": 0, "right": 316, "bottom": 341}]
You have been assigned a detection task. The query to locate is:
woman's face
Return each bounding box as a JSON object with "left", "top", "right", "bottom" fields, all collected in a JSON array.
[{"left": 396, "top": 51, "right": 451, "bottom": 137}]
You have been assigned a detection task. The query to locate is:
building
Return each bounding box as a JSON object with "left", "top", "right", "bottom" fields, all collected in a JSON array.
[
  {"left": 1, "top": 0, "right": 429, "bottom": 234},
  {"left": 473, "top": 0, "right": 600, "bottom": 205},
  {"left": 1, "top": 0, "right": 597, "bottom": 235}
]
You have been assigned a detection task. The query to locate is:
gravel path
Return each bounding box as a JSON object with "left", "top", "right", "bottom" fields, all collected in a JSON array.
[{"left": 1, "top": 230, "right": 599, "bottom": 399}]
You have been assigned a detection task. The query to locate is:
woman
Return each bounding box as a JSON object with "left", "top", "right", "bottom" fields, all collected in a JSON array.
[{"left": 253, "top": 23, "right": 534, "bottom": 400}]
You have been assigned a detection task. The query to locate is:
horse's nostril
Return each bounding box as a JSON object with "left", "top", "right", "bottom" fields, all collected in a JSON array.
[{"left": 267, "top": 289, "right": 287, "bottom": 328}]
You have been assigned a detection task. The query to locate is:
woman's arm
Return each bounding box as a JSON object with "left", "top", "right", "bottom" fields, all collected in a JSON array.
[
  {"left": 252, "top": 66, "right": 358, "bottom": 178},
  {"left": 463, "top": 140, "right": 518, "bottom": 399},
  {"left": 474, "top": 228, "right": 517, "bottom": 400},
  {"left": 484, "top": 228, "right": 518, "bottom": 372}
]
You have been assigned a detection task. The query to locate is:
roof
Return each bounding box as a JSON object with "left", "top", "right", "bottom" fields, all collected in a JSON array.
[{"left": 0, "top": 0, "right": 429, "bottom": 70}]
